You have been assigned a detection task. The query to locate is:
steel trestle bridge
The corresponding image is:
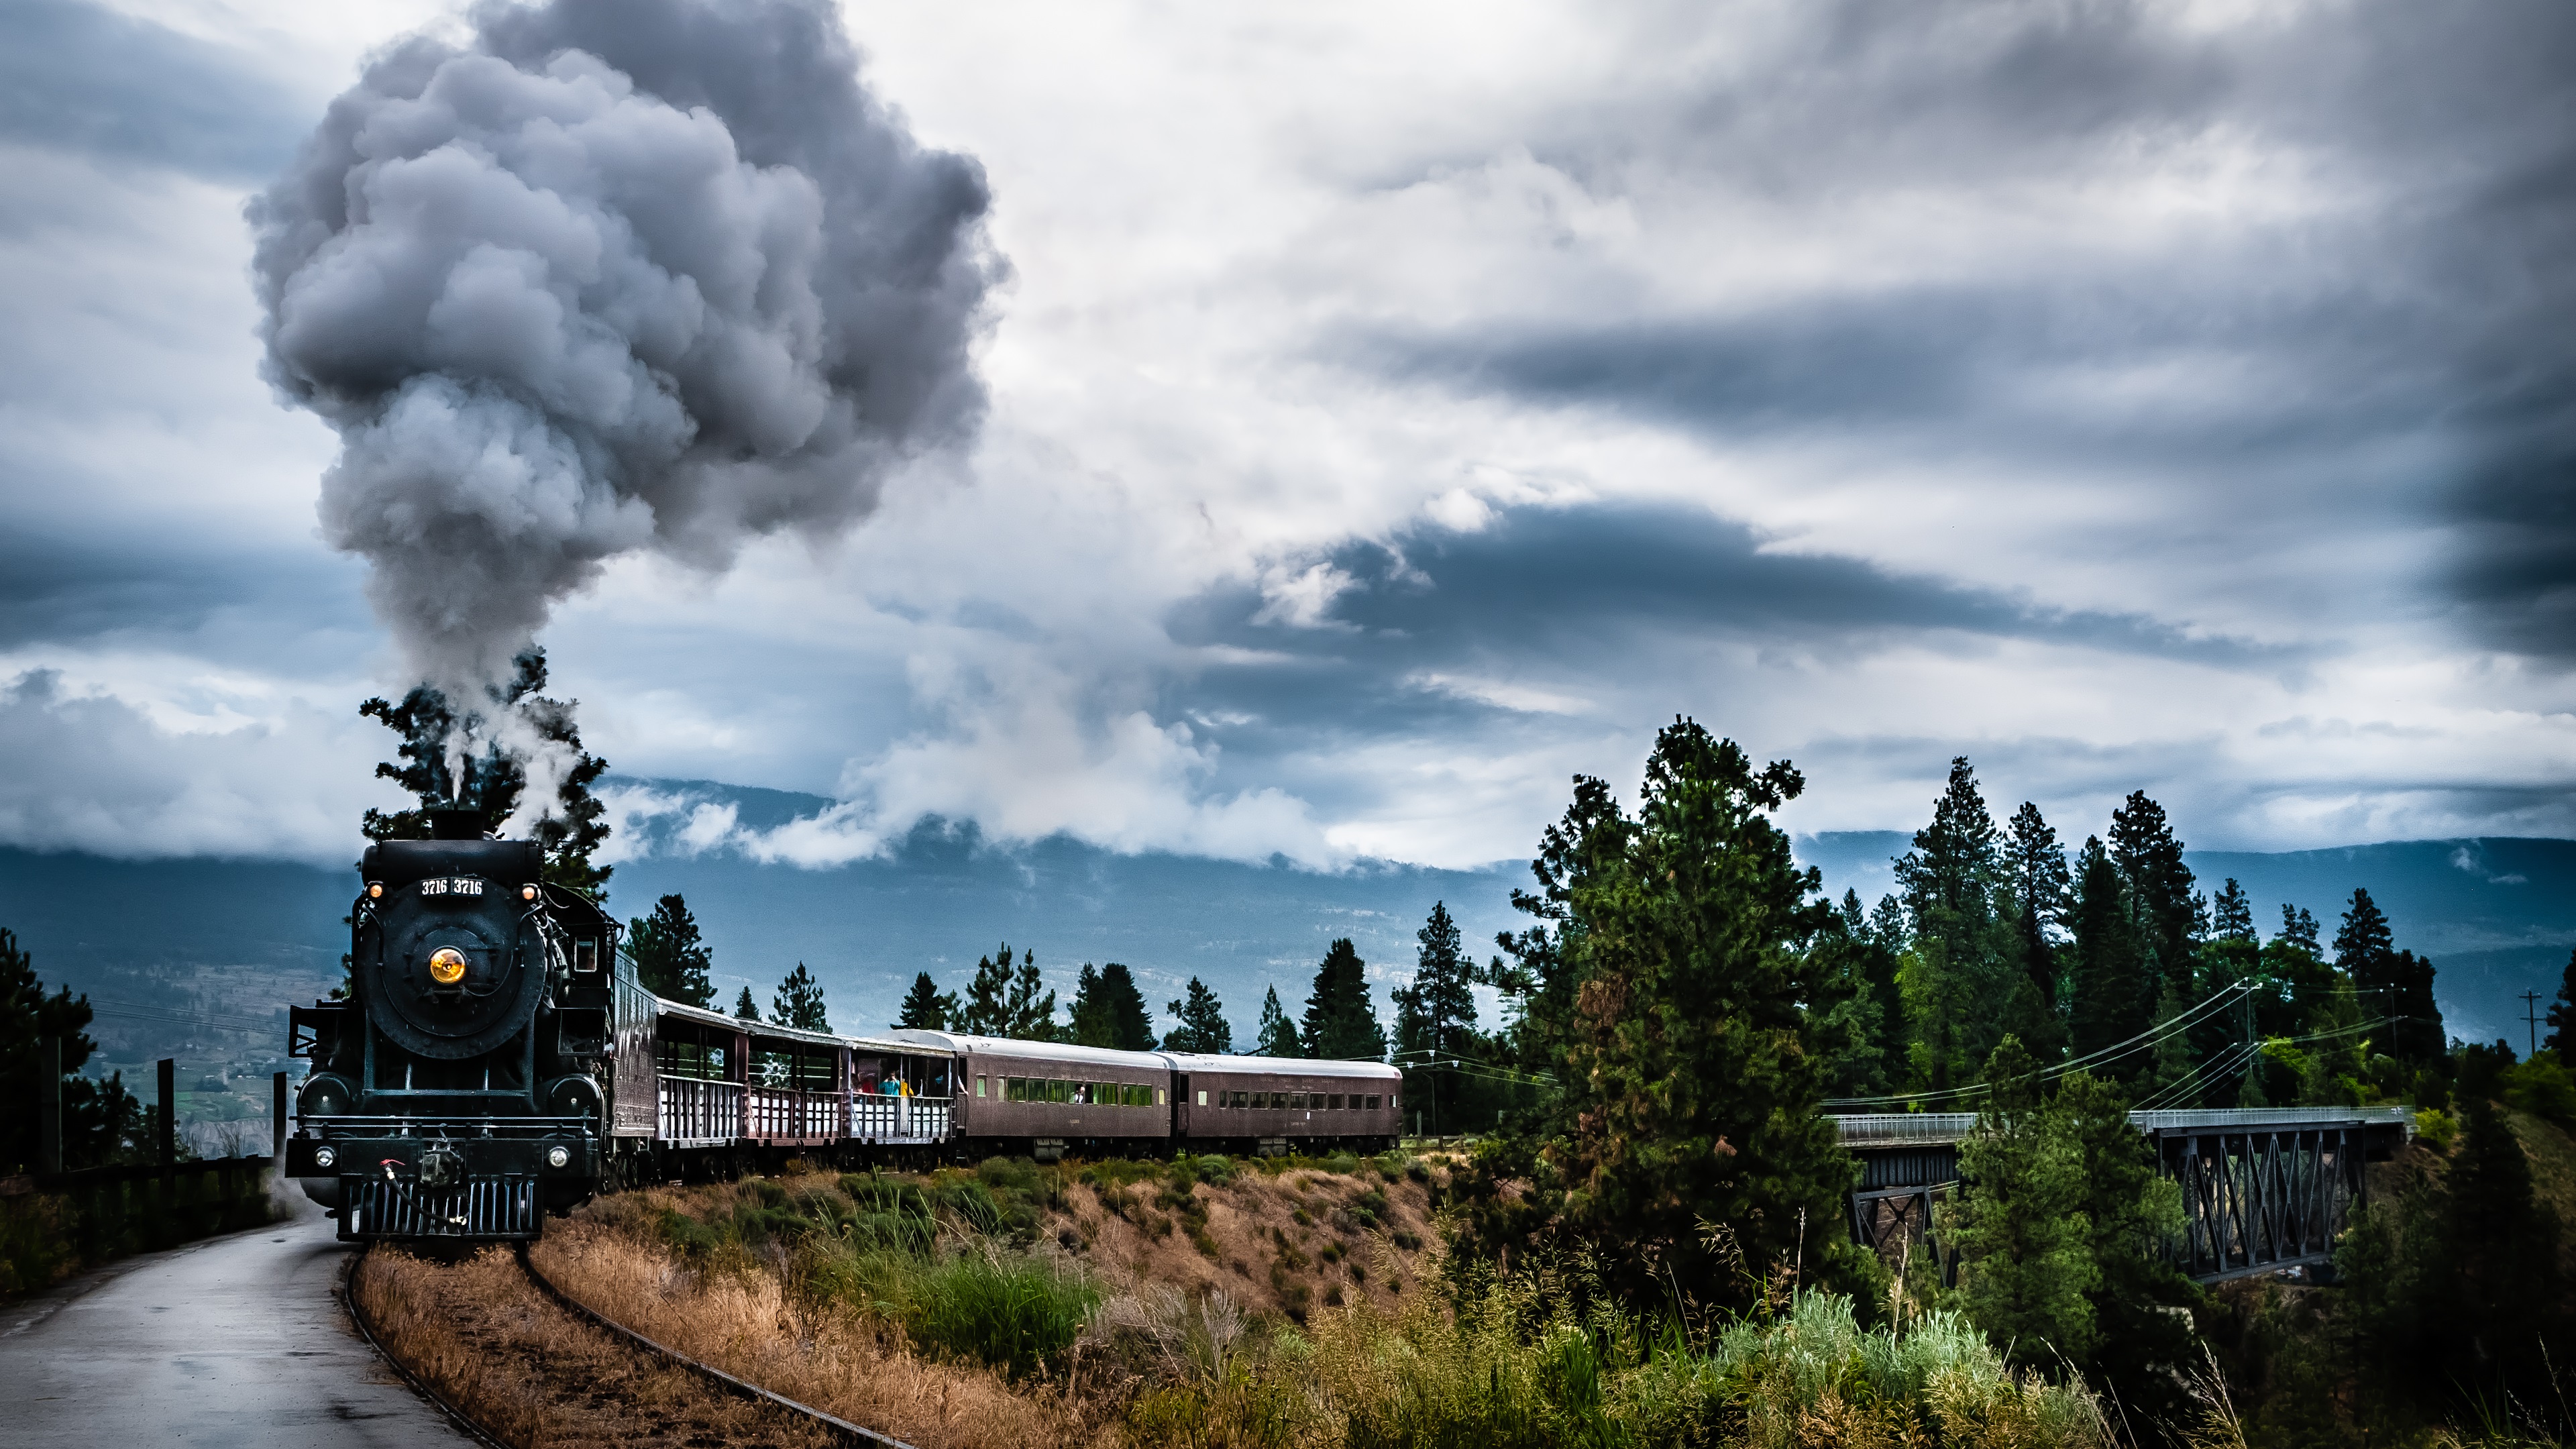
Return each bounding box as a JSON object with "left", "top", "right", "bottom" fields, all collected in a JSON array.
[{"left": 1833, "top": 1106, "right": 2414, "bottom": 1284}]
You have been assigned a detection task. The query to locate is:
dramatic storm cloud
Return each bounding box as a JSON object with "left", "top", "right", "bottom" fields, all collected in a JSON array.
[{"left": 250, "top": 0, "right": 997, "bottom": 694}]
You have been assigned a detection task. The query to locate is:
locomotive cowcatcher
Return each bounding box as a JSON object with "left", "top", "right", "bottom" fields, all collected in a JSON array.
[{"left": 282, "top": 809, "right": 616, "bottom": 1240}]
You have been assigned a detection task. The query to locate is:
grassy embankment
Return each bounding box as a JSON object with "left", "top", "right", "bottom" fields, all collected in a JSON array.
[{"left": 450, "top": 1150, "right": 2131, "bottom": 1449}]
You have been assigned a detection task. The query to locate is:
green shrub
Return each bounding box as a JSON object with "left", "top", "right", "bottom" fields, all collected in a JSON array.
[
  {"left": 899, "top": 1248, "right": 1100, "bottom": 1379},
  {"left": 2415, "top": 1106, "right": 2459, "bottom": 1152}
]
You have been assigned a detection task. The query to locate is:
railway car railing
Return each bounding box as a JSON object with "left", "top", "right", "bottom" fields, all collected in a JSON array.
[
  {"left": 659, "top": 1075, "right": 743, "bottom": 1146},
  {"left": 849, "top": 1094, "right": 949, "bottom": 1142},
  {"left": 747, "top": 1086, "right": 798, "bottom": 1140},
  {"left": 804, "top": 1095, "right": 841, "bottom": 1139}
]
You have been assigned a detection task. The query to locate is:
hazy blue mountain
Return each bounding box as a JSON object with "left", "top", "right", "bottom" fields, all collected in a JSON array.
[{"left": 1, "top": 784, "right": 2567, "bottom": 1075}]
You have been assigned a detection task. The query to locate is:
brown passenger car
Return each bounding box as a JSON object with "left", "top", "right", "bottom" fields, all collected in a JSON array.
[
  {"left": 890, "top": 1030, "right": 1171, "bottom": 1161},
  {"left": 1161, "top": 1051, "right": 1400, "bottom": 1155}
]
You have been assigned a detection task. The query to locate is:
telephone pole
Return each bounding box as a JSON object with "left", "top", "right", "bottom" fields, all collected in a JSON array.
[{"left": 2524, "top": 989, "right": 2544, "bottom": 1058}]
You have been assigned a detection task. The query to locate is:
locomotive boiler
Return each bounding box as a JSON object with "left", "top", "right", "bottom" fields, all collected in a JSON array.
[{"left": 284, "top": 810, "right": 617, "bottom": 1240}]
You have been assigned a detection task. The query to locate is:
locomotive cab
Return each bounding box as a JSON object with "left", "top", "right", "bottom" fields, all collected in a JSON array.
[{"left": 284, "top": 812, "right": 617, "bottom": 1240}]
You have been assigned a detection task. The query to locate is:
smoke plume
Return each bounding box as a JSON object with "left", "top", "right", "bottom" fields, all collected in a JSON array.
[{"left": 252, "top": 0, "right": 998, "bottom": 696}]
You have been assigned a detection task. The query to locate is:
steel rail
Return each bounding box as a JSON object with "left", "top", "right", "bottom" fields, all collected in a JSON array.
[
  {"left": 339, "top": 1244, "right": 513, "bottom": 1449},
  {"left": 513, "top": 1244, "right": 915, "bottom": 1449}
]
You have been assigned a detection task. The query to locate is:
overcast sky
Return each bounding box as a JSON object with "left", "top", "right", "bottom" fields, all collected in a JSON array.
[{"left": 3, "top": 0, "right": 2574, "bottom": 873}]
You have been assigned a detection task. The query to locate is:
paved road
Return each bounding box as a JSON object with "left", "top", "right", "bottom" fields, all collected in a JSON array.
[{"left": 0, "top": 1193, "right": 470, "bottom": 1447}]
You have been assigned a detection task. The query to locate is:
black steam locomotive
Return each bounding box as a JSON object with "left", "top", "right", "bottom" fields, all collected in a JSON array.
[{"left": 283, "top": 810, "right": 619, "bottom": 1239}]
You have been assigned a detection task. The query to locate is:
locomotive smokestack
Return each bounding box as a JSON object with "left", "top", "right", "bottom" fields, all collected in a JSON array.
[
  {"left": 426, "top": 807, "right": 487, "bottom": 841},
  {"left": 250, "top": 0, "right": 1000, "bottom": 701}
]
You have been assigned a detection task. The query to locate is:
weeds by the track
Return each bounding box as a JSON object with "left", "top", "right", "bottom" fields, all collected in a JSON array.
[{"left": 354, "top": 1244, "right": 833, "bottom": 1449}]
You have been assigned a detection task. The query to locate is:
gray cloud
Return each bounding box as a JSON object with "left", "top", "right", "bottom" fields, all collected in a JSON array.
[
  {"left": 1340, "top": 0, "right": 2576, "bottom": 658},
  {"left": 252, "top": 0, "right": 1000, "bottom": 692},
  {"left": 0, "top": 0, "right": 307, "bottom": 180},
  {"left": 1179, "top": 500, "right": 2279, "bottom": 682}
]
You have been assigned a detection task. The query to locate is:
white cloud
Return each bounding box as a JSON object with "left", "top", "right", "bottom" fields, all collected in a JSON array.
[{"left": 0, "top": 665, "right": 400, "bottom": 863}]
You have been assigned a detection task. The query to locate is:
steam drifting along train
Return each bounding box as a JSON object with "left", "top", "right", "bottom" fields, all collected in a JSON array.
[{"left": 284, "top": 818, "right": 1402, "bottom": 1241}]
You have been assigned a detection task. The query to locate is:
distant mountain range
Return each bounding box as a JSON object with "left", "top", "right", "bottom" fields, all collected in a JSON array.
[{"left": 1, "top": 778, "right": 2565, "bottom": 1073}]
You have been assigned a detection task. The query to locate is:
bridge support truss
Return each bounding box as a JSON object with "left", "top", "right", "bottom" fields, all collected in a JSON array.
[{"left": 2154, "top": 1124, "right": 2365, "bottom": 1281}]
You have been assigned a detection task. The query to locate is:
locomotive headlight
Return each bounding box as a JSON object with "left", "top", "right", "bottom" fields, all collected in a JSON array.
[
  {"left": 521, "top": 884, "right": 537, "bottom": 902},
  {"left": 313, "top": 1146, "right": 337, "bottom": 1169},
  {"left": 546, "top": 1146, "right": 571, "bottom": 1169},
  {"left": 367, "top": 883, "right": 382, "bottom": 899},
  {"left": 427, "top": 947, "right": 468, "bottom": 985}
]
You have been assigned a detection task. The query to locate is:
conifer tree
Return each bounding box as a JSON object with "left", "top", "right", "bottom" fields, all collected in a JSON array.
[
  {"left": 623, "top": 893, "right": 714, "bottom": 1007},
  {"left": 1069, "top": 963, "right": 1155, "bottom": 1051},
  {"left": 1894, "top": 759, "right": 2014, "bottom": 1090},
  {"left": 1303, "top": 938, "right": 1387, "bottom": 1061},
  {"left": 2, "top": 927, "right": 145, "bottom": 1173},
  {"left": 2386, "top": 948, "right": 2445, "bottom": 1065},
  {"left": 2211, "top": 878, "right": 2257, "bottom": 943},
  {"left": 2278, "top": 902, "right": 2320, "bottom": 955},
  {"left": 2109, "top": 791, "right": 2200, "bottom": 1010},
  {"left": 2547, "top": 948, "right": 2576, "bottom": 1056},
  {"left": 955, "top": 943, "right": 1016, "bottom": 1036},
  {"left": 1163, "top": 977, "right": 1232, "bottom": 1053},
  {"left": 1068, "top": 963, "right": 1108, "bottom": 1046},
  {"left": 1477, "top": 718, "right": 1862, "bottom": 1315},
  {"left": 360, "top": 647, "right": 612, "bottom": 896},
  {"left": 894, "top": 971, "right": 954, "bottom": 1030},
  {"left": 1946, "top": 1036, "right": 2096, "bottom": 1362},
  {"left": 1391, "top": 901, "right": 1479, "bottom": 1130},
  {"left": 733, "top": 985, "right": 761, "bottom": 1022},
  {"left": 2068, "top": 837, "right": 2146, "bottom": 1075},
  {"left": 1005, "top": 949, "right": 1059, "bottom": 1040},
  {"left": 1843, "top": 889, "right": 1907, "bottom": 1072},
  {"left": 2000, "top": 800, "right": 2072, "bottom": 1013},
  {"left": 771, "top": 963, "right": 828, "bottom": 1032},
  {"left": 1252, "top": 984, "right": 1301, "bottom": 1057},
  {"left": 1097, "top": 964, "right": 1155, "bottom": 1050},
  {"left": 2332, "top": 887, "right": 2396, "bottom": 998}
]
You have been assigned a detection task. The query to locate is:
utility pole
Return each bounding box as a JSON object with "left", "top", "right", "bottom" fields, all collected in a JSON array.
[
  {"left": 2524, "top": 990, "right": 2545, "bottom": 1058},
  {"left": 156, "top": 1057, "right": 175, "bottom": 1171}
]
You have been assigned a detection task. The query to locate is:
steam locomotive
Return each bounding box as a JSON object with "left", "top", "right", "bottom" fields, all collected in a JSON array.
[
  {"left": 285, "top": 816, "right": 1401, "bottom": 1242},
  {"left": 283, "top": 812, "right": 619, "bottom": 1238}
]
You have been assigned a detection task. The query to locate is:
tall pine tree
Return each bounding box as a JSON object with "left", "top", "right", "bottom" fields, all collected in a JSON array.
[
  {"left": 1069, "top": 963, "right": 1155, "bottom": 1051},
  {"left": 1474, "top": 718, "right": 1862, "bottom": 1315},
  {"left": 1303, "top": 938, "right": 1387, "bottom": 1061},
  {"left": 955, "top": 944, "right": 1017, "bottom": 1036},
  {"left": 1163, "top": 977, "right": 1232, "bottom": 1053},
  {"left": 1005, "top": 949, "right": 1059, "bottom": 1040},
  {"left": 894, "top": 971, "right": 955, "bottom": 1030},
  {"left": 732, "top": 985, "right": 761, "bottom": 1022},
  {"left": 2068, "top": 836, "right": 2146, "bottom": 1075},
  {"left": 771, "top": 963, "right": 828, "bottom": 1031},
  {"left": 1894, "top": 759, "right": 2015, "bottom": 1091},
  {"left": 1252, "top": 984, "right": 1301, "bottom": 1057},
  {"left": 3, "top": 927, "right": 146, "bottom": 1173},
  {"left": 2108, "top": 791, "right": 2200, "bottom": 1010},
  {"left": 623, "top": 893, "right": 713, "bottom": 1008},
  {"left": 1391, "top": 900, "right": 1480, "bottom": 1133},
  {"left": 2547, "top": 948, "right": 2576, "bottom": 1056}
]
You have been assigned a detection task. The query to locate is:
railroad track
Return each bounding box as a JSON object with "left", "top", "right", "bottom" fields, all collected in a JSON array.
[
  {"left": 339, "top": 1244, "right": 512, "bottom": 1449},
  {"left": 340, "top": 1241, "right": 914, "bottom": 1449}
]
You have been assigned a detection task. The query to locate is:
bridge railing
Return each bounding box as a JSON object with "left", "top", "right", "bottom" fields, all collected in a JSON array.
[{"left": 1831, "top": 1105, "right": 2412, "bottom": 1147}]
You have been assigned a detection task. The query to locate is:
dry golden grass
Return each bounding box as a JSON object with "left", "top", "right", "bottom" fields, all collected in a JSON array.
[
  {"left": 531, "top": 1211, "right": 1113, "bottom": 1449},
  {"left": 1061, "top": 1166, "right": 1436, "bottom": 1321},
  {"left": 354, "top": 1244, "right": 831, "bottom": 1448}
]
